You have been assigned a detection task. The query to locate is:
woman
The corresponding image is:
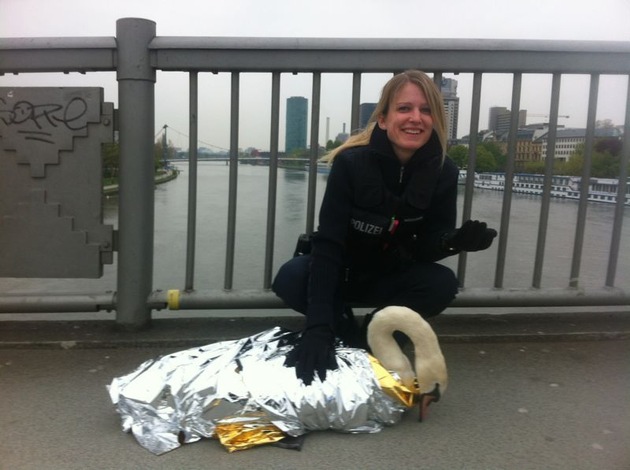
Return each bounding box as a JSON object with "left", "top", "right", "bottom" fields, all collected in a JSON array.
[{"left": 273, "top": 70, "right": 496, "bottom": 385}]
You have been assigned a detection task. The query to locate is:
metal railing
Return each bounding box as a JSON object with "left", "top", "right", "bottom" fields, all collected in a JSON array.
[{"left": 1, "top": 18, "right": 629, "bottom": 328}]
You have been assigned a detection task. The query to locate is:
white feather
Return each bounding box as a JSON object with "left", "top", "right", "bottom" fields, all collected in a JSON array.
[{"left": 367, "top": 306, "right": 448, "bottom": 395}]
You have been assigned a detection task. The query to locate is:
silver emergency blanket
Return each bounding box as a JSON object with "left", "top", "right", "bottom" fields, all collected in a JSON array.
[{"left": 108, "top": 327, "right": 407, "bottom": 455}]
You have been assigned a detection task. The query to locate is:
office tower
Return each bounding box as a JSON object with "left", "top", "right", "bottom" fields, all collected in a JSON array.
[
  {"left": 285, "top": 96, "right": 308, "bottom": 154},
  {"left": 489, "top": 106, "right": 527, "bottom": 134},
  {"left": 440, "top": 78, "right": 459, "bottom": 142},
  {"left": 359, "top": 102, "right": 377, "bottom": 130}
]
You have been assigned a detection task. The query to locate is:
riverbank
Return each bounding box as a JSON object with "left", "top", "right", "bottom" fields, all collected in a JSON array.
[{"left": 103, "top": 168, "right": 179, "bottom": 195}]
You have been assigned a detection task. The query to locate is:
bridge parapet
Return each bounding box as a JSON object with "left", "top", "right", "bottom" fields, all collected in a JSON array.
[{"left": 0, "top": 18, "right": 629, "bottom": 327}]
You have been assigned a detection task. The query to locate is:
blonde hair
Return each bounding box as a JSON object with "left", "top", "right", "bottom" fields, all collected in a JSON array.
[{"left": 323, "top": 70, "right": 447, "bottom": 163}]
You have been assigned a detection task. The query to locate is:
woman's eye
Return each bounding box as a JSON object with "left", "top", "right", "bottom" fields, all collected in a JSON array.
[
  {"left": 420, "top": 107, "right": 432, "bottom": 115},
  {"left": 398, "top": 106, "right": 410, "bottom": 112}
]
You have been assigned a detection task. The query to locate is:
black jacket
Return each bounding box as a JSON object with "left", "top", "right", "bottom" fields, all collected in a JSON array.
[{"left": 306, "top": 125, "right": 459, "bottom": 327}]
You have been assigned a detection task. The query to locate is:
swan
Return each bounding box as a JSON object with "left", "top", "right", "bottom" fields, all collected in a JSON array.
[{"left": 367, "top": 305, "right": 448, "bottom": 421}]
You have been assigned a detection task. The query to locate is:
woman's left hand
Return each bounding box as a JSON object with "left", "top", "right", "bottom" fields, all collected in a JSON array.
[{"left": 444, "top": 220, "right": 497, "bottom": 252}]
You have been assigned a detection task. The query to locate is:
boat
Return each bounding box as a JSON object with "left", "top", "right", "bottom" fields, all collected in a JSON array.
[
  {"left": 473, "top": 172, "right": 629, "bottom": 206},
  {"left": 303, "top": 161, "right": 331, "bottom": 175},
  {"left": 566, "top": 176, "right": 630, "bottom": 205},
  {"left": 457, "top": 169, "right": 469, "bottom": 185}
]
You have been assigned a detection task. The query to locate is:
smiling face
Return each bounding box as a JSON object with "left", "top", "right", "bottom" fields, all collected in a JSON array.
[{"left": 377, "top": 81, "right": 434, "bottom": 163}]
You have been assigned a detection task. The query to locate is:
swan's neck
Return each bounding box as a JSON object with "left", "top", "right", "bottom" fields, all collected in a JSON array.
[{"left": 367, "top": 306, "right": 448, "bottom": 396}]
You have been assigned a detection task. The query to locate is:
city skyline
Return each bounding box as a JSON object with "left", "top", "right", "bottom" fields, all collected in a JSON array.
[
  {"left": 164, "top": 71, "right": 628, "bottom": 152},
  {"left": 1, "top": 0, "right": 628, "bottom": 152}
]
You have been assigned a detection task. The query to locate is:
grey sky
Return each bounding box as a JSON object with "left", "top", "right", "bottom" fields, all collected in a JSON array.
[{"left": 2, "top": 0, "right": 629, "bottom": 150}]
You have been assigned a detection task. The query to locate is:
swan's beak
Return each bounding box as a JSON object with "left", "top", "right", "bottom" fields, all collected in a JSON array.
[{"left": 418, "top": 384, "right": 441, "bottom": 422}]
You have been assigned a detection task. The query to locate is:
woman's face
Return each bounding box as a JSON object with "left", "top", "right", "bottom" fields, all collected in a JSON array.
[{"left": 377, "top": 82, "right": 434, "bottom": 163}]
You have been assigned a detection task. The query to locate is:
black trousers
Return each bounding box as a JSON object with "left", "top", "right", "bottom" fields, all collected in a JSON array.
[{"left": 272, "top": 254, "right": 459, "bottom": 320}]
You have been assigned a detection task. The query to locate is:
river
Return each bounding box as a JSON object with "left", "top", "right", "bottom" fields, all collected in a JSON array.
[{"left": 1, "top": 161, "right": 629, "bottom": 296}]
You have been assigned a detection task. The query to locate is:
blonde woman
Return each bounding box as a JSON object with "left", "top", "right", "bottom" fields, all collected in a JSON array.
[{"left": 273, "top": 70, "right": 496, "bottom": 385}]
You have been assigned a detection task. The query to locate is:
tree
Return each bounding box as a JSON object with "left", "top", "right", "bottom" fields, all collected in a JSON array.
[
  {"left": 102, "top": 139, "right": 176, "bottom": 182},
  {"left": 482, "top": 142, "right": 507, "bottom": 171},
  {"left": 448, "top": 145, "right": 468, "bottom": 168},
  {"left": 326, "top": 139, "right": 342, "bottom": 150},
  {"left": 595, "top": 137, "right": 622, "bottom": 157},
  {"left": 557, "top": 154, "right": 583, "bottom": 176},
  {"left": 595, "top": 119, "right": 615, "bottom": 129},
  {"left": 154, "top": 138, "right": 177, "bottom": 171},
  {"left": 447, "top": 143, "right": 505, "bottom": 172},
  {"left": 523, "top": 161, "right": 546, "bottom": 174},
  {"left": 475, "top": 146, "right": 497, "bottom": 172},
  {"left": 558, "top": 142, "right": 622, "bottom": 178}
]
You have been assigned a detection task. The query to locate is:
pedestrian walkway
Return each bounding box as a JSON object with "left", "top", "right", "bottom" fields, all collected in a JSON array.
[
  {"left": 1, "top": 312, "right": 629, "bottom": 469},
  {"left": 2, "top": 311, "right": 629, "bottom": 349}
]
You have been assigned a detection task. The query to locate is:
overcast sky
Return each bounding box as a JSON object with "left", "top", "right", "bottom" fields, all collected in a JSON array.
[{"left": 2, "top": 0, "right": 629, "bottom": 150}]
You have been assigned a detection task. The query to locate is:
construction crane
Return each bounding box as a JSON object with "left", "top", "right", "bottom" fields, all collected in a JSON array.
[{"left": 528, "top": 114, "right": 570, "bottom": 120}]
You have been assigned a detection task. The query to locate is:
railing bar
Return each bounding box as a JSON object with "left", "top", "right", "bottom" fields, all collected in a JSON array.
[
  {"left": 263, "top": 72, "right": 281, "bottom": 289},
  {"left": 224, "top": 72, "right": 240, "bottom": 290},
  {"left": 605, "top": 75, "right": 630, "bottom": 287},
  {"left": 569, "top": 74, "right": 599, "bottom": 288},
  {"left": 305, "top": 72, "right": 322, "bottom": 234},
  {"left": 149, "top": 39, "right": 630, "bottom": 75},
  {"left": 457, "top": 72, "right": 483, "bottom": 286},
  {"left": 185, "top": 71, "right": 199, "bottom": 290},
  {"left": 494, "top": 73, "right": 522, "bottom": 288},
  {"left": 532, "top": 73, "right": 562, "bottom": 288},
  {"left": 351, "top": 72, "right": 361, "bottom": 135}
]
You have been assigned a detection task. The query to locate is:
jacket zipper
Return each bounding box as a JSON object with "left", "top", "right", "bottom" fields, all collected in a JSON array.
[{"left": 399, "top": 165, "right": 404, "bottom": 184}]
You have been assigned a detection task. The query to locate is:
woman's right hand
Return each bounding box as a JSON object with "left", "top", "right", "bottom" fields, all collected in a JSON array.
[{"left": 284, "top": 325, "right": 338, "bottom": 385}]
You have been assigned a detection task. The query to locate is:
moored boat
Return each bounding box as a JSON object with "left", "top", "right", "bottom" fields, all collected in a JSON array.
[{"left": 473, "top": 172, "right": 629, "bottom": 206}]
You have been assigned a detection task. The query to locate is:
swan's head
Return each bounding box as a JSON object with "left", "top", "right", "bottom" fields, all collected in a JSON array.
[{"left": 366, "top": 306, "right": 448, "bottom": 421}]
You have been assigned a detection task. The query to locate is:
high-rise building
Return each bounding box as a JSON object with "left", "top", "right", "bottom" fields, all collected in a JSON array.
[
  {"left": 440, "top": 78, "right": 459, "bottom": 142},
  {"left": 359, "top": 102, "right": 377, "bottom": 130},
  {"left": 488, "top": 106, "right": 527, "bottom": 135},
  {"left": 285, "top": 96, "right": 308, "bottom": 154}
]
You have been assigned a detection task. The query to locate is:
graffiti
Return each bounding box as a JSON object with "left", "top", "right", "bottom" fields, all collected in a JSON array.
[
  {"left": 0, "top": 96, "right": 89, "bottom": 132},
  {"left": 17, "top": 130, "right": 55, "bottom": 144}
]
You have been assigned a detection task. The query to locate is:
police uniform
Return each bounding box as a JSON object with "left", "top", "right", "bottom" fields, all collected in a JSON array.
[{"left": 272, "top": 125, "right": 460, "bottom": 334}]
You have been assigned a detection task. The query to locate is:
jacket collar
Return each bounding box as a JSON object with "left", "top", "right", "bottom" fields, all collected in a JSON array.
[
  {"left": 369, "top": 125, "right": 444, "bottom": 211},
  {"left": 369, "top": 125, "right": 443, "bottom": 169}
]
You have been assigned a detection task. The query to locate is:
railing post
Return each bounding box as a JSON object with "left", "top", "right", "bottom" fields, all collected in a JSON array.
[{"left": 115, "top": 18, "right": 156, "bottom": 329}]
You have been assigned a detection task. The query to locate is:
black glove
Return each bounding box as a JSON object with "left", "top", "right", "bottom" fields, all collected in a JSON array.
[
  {"left": 445, "top": 220, "right": 497, "bottom": 252},
  {"left": 284, "top": 325, "right": 338, "bottom": 385}
]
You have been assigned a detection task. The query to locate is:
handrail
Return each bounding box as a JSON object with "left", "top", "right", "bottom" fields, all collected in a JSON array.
[
  {"left": 150, "top": 37, "right": 630, "bottom": 74},
  {"left": 0, "top": 37, "right": 116, "bottom": 73},
  {"left": 3, "top": 36, "right": 630, "bottom": 74}
]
